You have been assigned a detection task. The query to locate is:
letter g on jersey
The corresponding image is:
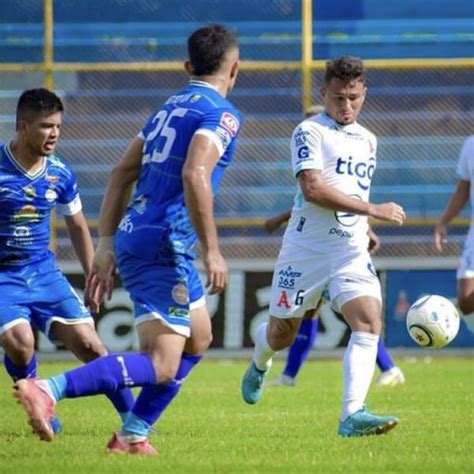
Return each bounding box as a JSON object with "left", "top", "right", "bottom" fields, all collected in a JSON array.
[{"left": 297, "top": 146, "right": 309, "bottom": 160}]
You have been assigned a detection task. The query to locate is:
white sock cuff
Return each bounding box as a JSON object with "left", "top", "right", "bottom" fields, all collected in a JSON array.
[
  {"left": 253, "top": 322, "right": 274, "bottom": 371},
  {"left": 350, "top": 331, "right": 379, "bottom": 343}
]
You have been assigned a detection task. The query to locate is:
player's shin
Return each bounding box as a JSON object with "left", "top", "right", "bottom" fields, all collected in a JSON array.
[
  {"left": 253, "top": 322, "right": 275, "bottom": 370},
  {"left": 124, "top": 352, "right": 202, "bottom": 436},
  {"left": 3, "top": 353, "right": 37, "bottom": 381},
  {"left": 341, "top": 331, "right": 379, "bottom": 421},
  {"left": 43, "top": 353, "right": 158, "bottom": 402},
  {"left": 105, "top": 388, "right": 135, "bottom": 422}
]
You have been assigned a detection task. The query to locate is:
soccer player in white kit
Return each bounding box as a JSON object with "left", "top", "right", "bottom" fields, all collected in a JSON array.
[
  {"left": 241, "top": 56, "right": 406, "bottom": 437},
  {"left": 434, "top": 136, "right": 474, "bottom": 320}
]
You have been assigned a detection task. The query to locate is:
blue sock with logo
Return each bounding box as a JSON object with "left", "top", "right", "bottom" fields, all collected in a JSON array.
[
  {"left": 4, "top": 353, "right": 37, "bottom": 381},
  {"left": 283, "top": 319, "right": 319, "bottom": 378},
  {"left": 124, "top": 352, "right": 202, "bottom": 436},
  {"left": 52, "top": 353, "right": 157, "bottom": 399},
  {"left": 376, "top": 338, "right": 395, "bottom": 372}
]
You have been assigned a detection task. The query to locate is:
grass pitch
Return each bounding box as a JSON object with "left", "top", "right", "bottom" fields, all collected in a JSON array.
[{"left": 1, "top": 357, "right": 473, "bottom": 473}]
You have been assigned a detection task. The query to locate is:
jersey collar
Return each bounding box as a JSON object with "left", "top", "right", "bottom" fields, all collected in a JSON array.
[
  {"left": 188, "top": 79, "right": 220, "bottom": 93},
  {"left": 6, "top": 142, "right": 46, "bottom": 180}
]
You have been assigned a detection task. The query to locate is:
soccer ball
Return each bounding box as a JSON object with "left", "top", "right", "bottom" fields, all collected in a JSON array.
[{"left": 406, "top": 294, "right": 460, "bottom": 349}]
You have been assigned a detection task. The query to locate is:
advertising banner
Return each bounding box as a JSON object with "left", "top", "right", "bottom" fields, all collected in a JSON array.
[
  {"left": 384, "top": 270, "right": 474, "bottom": 348},
  {"left": 35, "top": 265, "right": 473, "bottom": 352}
]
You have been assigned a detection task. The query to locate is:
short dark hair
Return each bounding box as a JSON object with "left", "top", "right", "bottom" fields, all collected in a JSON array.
[
  {"left": 187, "top": 24, "right": 238, "bottom": 76},
  {"left": 324, "top": 56, "right": 366, "bottom": 85},
  {"left": 16, "top": 88, "right": 64, "bottom": 127}
]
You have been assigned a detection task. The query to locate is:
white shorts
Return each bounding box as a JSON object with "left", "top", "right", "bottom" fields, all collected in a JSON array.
[
  {"left": 269, "top": 245, "right": 381, "bottom": 318},
  {"left": 457, "top": 232, "right": 474, "bottom": 279}
]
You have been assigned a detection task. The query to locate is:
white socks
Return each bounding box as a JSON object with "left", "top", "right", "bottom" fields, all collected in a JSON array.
[
  {"left": 341, "top": 331, "right": 379, "bottom": 421},
  {"left": 252, "top": 322, "right": 275, "bottom": 371}
]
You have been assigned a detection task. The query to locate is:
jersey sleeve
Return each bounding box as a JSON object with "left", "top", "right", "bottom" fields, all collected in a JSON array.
[
  {"left": 456, "top": 136, "right": 474, "bottom": 181},
  {"left": 57, "top": 164, "right": 83, "bottom": 216},
  {"left": 291, "top": 121, "right": 323, "bottom": 177},
  {"left": 194, "top": 108, "right": 241, "bottom": 158}
]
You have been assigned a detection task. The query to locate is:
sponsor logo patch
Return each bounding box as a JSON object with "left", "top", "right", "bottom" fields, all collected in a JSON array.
[
  {"left": 220, "top": 112, "right": 239, "bottom": 136},
  {"left": 45, "top": 188, "right": 57, "bottom": 203},
  {"left": 172, "top": 283, "right": 189, "bottom": 305},
  {"left": 169, "top": 307, "right": 190, "bottom": 319}
]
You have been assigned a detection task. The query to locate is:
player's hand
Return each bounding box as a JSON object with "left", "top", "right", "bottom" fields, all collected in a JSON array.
[
  {"left": 203, "top": 248, "right": 228, "bottom": 295},
  {"left": 367, "top": 227, "right": 381, "bottom": 255},
  {"left": 370, "top": 202, "right": 406, "bottom": 225},
  {"left": 85, "top": 237, "right": 116, "bottom": 308},
  {"left": 434, "top": 223, "right": 448, "bottom": 253},
  {"left": 264, "top": 217, "right": 281, "bottom": 234}
]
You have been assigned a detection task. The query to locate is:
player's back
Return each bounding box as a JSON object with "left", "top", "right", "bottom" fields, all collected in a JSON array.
[{"left": 115, "top": 80, "right": 241, "bottom": 261}]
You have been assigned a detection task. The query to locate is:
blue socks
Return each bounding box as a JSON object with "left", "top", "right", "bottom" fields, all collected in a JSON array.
[
  {"left": 3, "top": 353, "right": 37, "bottom": 381},
  {"left": 376, "top": 338, "right": 395, "bottom": 372},
  {"left": 283, "top": 319, "right": 319, "bottom": 378},
  {"left": 123, "top": 352, "right": 202, "bottom": 436},
  {"left": 46, "top": 353, "right": 157, "bottom": 400}
]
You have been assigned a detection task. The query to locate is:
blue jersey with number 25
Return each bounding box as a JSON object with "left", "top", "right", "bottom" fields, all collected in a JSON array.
[{"left": 115, "top": 80, "right": 241, "bottom": 262}]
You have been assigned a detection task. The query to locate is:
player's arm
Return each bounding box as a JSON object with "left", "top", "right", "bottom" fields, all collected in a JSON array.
[
  {"left": 86, "top": 136, "right": 143, "bottom": 303},
  {"left": 64, "top": 210, "right": 100, "bottom": 313},
  {"left": 264, "top": 210, "right": 292, "bottom": 234},
  {"left": 434, "top": 179, "right": 470, "bottom": 253},
  {"left": 183, "top": 133, "right": 227, "bottom": 295},
  {"left": 297, "top": 169, "right": 405, "bottom": 225},
  {"left": 64, "top": 210, "right": 94, "bottom": 275}
]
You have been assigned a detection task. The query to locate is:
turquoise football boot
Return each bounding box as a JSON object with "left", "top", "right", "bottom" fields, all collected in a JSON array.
[
  {"left": 338, "top": 406, "right": 399, "bottom": 437},
  {"left": 241, "top": 361, "right": 271, "bottom": 405}
]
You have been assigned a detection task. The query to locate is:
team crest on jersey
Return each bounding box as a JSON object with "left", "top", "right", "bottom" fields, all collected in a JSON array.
[
  {"left": 172, "top": 283, "right": 189, "bottom": 305},
  {"left": 45, "top": 188, "right": 57, "bottom": 203},
  {"left": 220, "top": 112, "right": 239, "bottom": 136},
  {"left": 23, "top": 185, "right": 36, "bottom": 200},
  {"left": 293, "top": 128, "right": 309, "bottom": 147}
]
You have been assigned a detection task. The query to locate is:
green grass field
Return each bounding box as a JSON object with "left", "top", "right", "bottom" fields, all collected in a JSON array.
[{"left": 1, "top": 357, "right": 473, "bottom": 474}]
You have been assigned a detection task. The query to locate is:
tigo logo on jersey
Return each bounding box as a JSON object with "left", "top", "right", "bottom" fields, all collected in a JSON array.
[
  {"left": 220, "top": 112, "right": 239, "bottom": 136},
  {"left": 335, "top": 156, "right": 375, "bottom": 191}
]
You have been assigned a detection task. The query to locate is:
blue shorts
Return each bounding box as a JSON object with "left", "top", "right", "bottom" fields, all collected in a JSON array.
[
  {"left": 0, "top": 255, "right": 93, "bottom": 340},
  {"left": 117, "top": 253, "right": 205, "bottom": 337}
]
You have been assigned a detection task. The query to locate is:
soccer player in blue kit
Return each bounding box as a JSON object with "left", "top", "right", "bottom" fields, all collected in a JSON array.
[
  {"left": 15, "top": 25, "right": 241, "bottom": 456},
  {"left": 0, "top": 89, "right": 134, "bottom": 431}
]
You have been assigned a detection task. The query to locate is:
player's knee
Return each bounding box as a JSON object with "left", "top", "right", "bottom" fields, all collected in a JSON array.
[
  {"left": 191, "top": 331, "right": 213, "bottom": 354},
  {"left": 268, "top": 328, "right": 295, "bottom": 351},
  {"left": 458, "top": 298, "right": 474, "bottom": 315},
  {"left": 2, "top": 332, "right": 35, "bottom": 364},
  {"left": 75, "top": 338, "right": 107, "bottom": 362}
]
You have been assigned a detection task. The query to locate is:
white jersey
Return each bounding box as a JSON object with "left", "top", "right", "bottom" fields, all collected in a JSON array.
[
  {"left": 456, "top": 136, "right": 474, "bottom": 280},
  {"left": 456, "top": 135, "right": 474, "bottom": 224},
  {"left": 284, "top": 112, "right": 376, "bottom": 255}
]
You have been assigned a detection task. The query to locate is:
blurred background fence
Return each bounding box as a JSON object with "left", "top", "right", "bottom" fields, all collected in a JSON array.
[{"left": 1, "top": 0, "right": 473, "bottom": 262}]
